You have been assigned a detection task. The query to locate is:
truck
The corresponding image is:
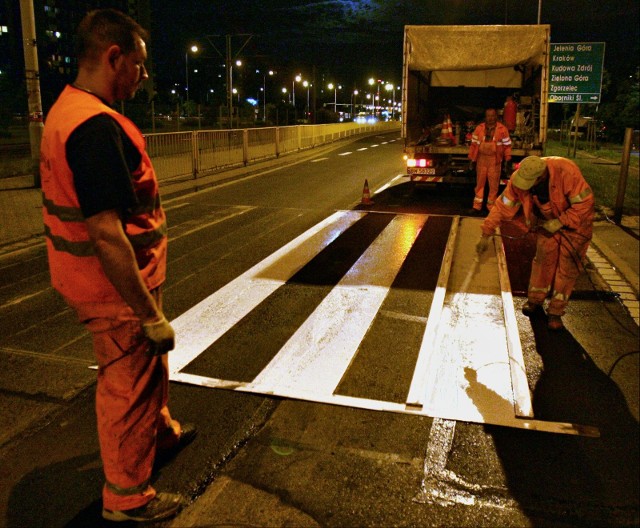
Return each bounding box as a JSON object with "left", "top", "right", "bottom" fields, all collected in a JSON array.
[{"left": 401, "top": 25, "right": 551, "bottom": 185}]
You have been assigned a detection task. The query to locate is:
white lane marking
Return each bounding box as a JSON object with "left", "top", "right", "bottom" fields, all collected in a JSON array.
[
  {"left": 168, "top": 210, "right": 365, "bottom": 374},
  {"left": 310, "top": 157, "right": 329, "bottom": 163},
  {"left": 164, "top": 202, "right": 190, "bottom": 212},
  {"left": 370, "top": 144, "right": 379, "bottom": 148},
  {"left": 1, "top": 289, "right": 48, "bottom": 309},
  {"left": 248, "top": 215, "right": 427, "bottom": 395},
  {"left": 373, "top": 175, "right": 404, "bottom": 195},
  {"left": 170, "top": 206, "right": 255, "bottom": 241},
  {"left": 338, "top": 152, "right": 353, "bottom": 156},
  {"left": 381, "top": 142, "right": 388, "bottom": 145},
  {"left": 357, "top": 148, "right": 368, "bottom": 151}
]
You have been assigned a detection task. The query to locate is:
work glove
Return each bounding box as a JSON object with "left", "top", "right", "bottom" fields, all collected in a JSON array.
[
  {"left": 541, "top": 218, "right": 563, "bottom": 234},
  {"left": 475, "top": 236, "right": 490, "bottom": 256},
  {"left": 142, "top": 315, "right": 175, "bottom": 355}
]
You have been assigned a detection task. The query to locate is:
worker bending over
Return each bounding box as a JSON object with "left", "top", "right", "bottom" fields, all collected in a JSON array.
[{"left": 476, "top": 156, "right": 594, "bottom": 330}]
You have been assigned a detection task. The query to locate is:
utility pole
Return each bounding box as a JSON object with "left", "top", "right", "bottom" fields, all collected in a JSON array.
[
  {"left": 206, "top": 34, "right": 252, "bottom": 129},
  {"left": 19, "top": 0, "right": 44, "bottom": 188}
]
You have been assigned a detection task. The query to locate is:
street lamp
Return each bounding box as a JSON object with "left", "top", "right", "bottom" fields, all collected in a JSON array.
[
  {"left": 262, "top": 69, "right": 274, "bottom": 121},
  {"left": 328, "top": 83, "right": 339, "bottom": 113},
  {"left": 385, "top": 83, "right": 394, "bottom": 120},
  {"left": 185, "top": 44, "right": 199, "bottom": 110},
  {"left": 352, "top": 89, "right": 359, "bottom": 117},
  {"left": 293, "top": 74, "right": 301, "bottom": 107},
  {"left": 303, "top": 80, "right": 310, "bottom": 118},
  {"left": 282, "top": 87, "right": 288, "bottom": 104}
]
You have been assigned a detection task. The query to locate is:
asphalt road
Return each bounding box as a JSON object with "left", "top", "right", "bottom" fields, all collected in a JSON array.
[{"left": 0, "top": 131, "right": 638, "bottom": 527}]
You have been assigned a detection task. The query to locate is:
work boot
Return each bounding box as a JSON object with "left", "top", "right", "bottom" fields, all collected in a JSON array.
[
  {"left": 521, "top": 301, "right": 543, "bottom": 316},
  {"left": 102, "top": 492, "right": 183, "bottom": 522},
  {"left": 547, "top": 314, "right": 564, "bottom": 331}
]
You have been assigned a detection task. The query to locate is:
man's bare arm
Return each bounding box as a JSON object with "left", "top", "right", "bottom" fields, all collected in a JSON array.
[{"left": 85, "top": 209, "right": 161, "bottom": 323}]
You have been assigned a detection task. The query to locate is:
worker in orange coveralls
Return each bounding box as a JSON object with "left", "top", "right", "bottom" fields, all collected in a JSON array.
[
  {"left": 40, "top": 9, "right": 196, "bottom": 523},
  {"left": 503, "top": 95, "right": 518, "bottom": 133},
  {"left": 475, "top": 156, "right": 595, "bottom": 330},
  {"left": 468, "top": 108, "right": 513, "bottom": 213}
]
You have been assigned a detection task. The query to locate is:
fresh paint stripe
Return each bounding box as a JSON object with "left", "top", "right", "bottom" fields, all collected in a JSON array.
[
  {"left": 357, "top": 148, "right": 368, "bottom": 151},
  {"left": 338, "top": 152, "right": 353, "bottom": 156},
  {"left": 494, "top": 227, "right": 533, "bottom": 418},
  {"left": 248, "top": 214, "right": 427, "bottom": 396},
  {"left": 168, "top": 210, "right": 366, "bottom": 374},
  {"left": 406, "top": 216, "right": 460, "bottom": 408},
  {"left": 310, "top": 157, "right": 328, "bottom": 163},
  {"left": 171, "top": 370, "right": 598, "bottom": 435},
  {"left": 371, "top": 144, "right": 379, "bottom": 147}
]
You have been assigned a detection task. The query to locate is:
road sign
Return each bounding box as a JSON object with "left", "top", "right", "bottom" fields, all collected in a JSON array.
[{"left": 548, "top": 42, "right": 605, "bottom": 103}]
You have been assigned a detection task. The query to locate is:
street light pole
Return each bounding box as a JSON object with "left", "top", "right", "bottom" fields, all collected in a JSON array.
[
  {"left": 185, "top": 45, "right": 198, "bottom": 114},
  {"left": 18, "top": 0, "right": 44, "bottom": 188}
]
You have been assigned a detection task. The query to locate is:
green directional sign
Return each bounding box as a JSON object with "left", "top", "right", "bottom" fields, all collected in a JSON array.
[{"left": 548, "top": 42, "right": 605, "bottom": 103}]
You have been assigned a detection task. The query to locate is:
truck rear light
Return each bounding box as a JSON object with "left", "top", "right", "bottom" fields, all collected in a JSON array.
[{"left": 407, "top": 158, "right": 434, "bottom": 168}]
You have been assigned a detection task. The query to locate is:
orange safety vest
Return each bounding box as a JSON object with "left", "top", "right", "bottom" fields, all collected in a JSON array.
[
  {"left": 481, "top": 156, "right": 594, "bottom": 237},
  {"left": 468, "top": 122, "right": 512, "bottom": 164},
  {"left": 40, "top": 85, "right": 167, "bottom": 318}
]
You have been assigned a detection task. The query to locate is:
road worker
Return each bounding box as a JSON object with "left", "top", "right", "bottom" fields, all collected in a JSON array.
[
  {"left": 40, "top": 9, "right": 195, "bottom": 522},
  {"left": 468, "top": 108, "right": 513, "bottom": 213},
  {"left": 475, "top": 156, "right": 595, "bottom": 330},
  {"left": 503, "top": 95, "right": 518, "bottom": 133}
]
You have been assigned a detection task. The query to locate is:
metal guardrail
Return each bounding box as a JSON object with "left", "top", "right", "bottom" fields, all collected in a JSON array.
[{"left": 144, "top": 121, "right": 400, "bottom": 183}]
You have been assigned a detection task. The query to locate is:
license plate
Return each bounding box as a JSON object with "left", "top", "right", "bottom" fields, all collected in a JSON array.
[{"left": 408, "top": 167, "right": 436, "bottom": 175}]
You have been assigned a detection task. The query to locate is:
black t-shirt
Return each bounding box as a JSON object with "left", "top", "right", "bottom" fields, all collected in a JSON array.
[{"left": 66, "top": 112, "right": 140, "bottom": 218}]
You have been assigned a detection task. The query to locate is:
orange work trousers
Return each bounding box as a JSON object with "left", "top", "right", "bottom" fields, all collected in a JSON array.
[
  {"left": 528, "top": 230, "right": 591, "bottom": 316},
  {"left": 84, "top": 291, "right": 181, "bottom": 511},
  {"left": 473, "top": 141, "right": 501, "bottom": 211}
]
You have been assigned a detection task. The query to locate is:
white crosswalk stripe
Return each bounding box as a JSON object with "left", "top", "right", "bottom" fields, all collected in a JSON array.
[{"left": 169, "top": 211, "right": 598, "bottom": 437}]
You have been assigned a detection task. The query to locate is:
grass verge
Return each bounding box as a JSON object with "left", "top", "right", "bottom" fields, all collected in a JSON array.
[{"left": 546, "top": 139, "right": 639, "bottom": 216}]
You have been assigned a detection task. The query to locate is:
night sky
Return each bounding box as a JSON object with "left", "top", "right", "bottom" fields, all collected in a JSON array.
[{"left": 149, "top": 0, "right": 639, "bottom": 95}]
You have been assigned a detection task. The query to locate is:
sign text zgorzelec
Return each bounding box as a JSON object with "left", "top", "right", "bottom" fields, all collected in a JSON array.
[{"left": 548, "top": 42, "right": 605, "bottom": 103}]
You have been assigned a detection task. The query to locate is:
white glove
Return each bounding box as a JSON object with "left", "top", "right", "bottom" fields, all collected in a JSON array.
[{"left": 142, "top": 315, "right": 175, "bottom": 355}]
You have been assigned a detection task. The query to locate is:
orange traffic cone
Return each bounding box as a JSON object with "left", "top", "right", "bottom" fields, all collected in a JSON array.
[
  {"left": 361, "top": 179, "right": 374, "bottom": 205},
  {"left": 440, "top": 114, "right": 456, "bottom": 145}
]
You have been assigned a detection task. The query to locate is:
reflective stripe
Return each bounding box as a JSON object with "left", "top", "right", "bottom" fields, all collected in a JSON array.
[
  {"left": 552, "top": 291, "right": 569, "bottom": 301},
  {"left": 500, "top": 194, "right": 520, "bottom": 208},
  {"left": 530, "top": 286, "right": 550, "bottom": 294},
  {"left": 502, "top": 138, "right": 512, "bottom": 145},
  {"left": 128, "top": 221, "right": 168, "bottom": 249},
  {"left": 44, "top": 224, "right": 94, "bottom": 256},
  {"left": 473, "top": 196, "right": 483, "bottom": 203},
  {"left": 44, "top": 221, "right": 167, "bottom": 256},
  {"left": 569, "top": 187, "right": 592, "bottom": 204},
  {"left": 130, "top": 194, "right": 162, "bottom": 216},
  {"left": 44, "top": 194, "right": 160, "bottom": 220},
  {"left": 43, "top": 195, "right": 84, "bottom": 222},
  {"left": 106, "top": 478, "right": 150, "bottom": 496}
]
